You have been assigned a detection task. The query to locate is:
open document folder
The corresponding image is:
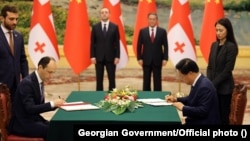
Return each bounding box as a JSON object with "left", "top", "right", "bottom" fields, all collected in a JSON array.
[
  {"left": 60, "top": 101, "right": 100, "bottom": 111},
  {"left": 137, "top": 98, "right": 173, "bottom": 106}
]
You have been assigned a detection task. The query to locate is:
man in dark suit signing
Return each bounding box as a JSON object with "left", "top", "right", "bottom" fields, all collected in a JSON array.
[
  {"left": 137, "top": 12, "right": 168, "bottom": 91},
  {"left": 0, "top": 5, "right": 29, "bottom": 101},
  {"left": 166, "top": 58, "right": 221, "bottom": 125},
  {"left": 90, "top": 7, "right": 120, "bottom": 91},
  {"left": 8, "top": 56, "right": 65, "bottom": 140}
]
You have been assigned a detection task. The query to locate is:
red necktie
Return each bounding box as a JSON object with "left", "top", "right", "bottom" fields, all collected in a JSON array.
[{"left": 150, "top": 28, "right": 154, "bottom": 42}]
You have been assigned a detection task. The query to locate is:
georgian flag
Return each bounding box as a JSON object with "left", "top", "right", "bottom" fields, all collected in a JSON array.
[
  {"left": 167, "top": 0, "right": 196, "bottom": 66},
  {"left": 103, "top": 0, "right": 128, "bottom": 70},
  {"left": 28, "top": 0, "right": 59, "bottom": 67}
]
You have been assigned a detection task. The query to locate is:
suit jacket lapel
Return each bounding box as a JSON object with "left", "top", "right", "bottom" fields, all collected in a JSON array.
[
  {"left": 12, "top": 31, "right": 18, "bottom": 56},
  {"left": 30, "top": 72, "right": 43, "bottom": 103},
  {"left": 0, "top": 27, "right": 13, "bottom": 54},
  {"left": 211, "top": 42, "right": 219, "bottom": 69},
  {"left": 154, "top": 27, "right": 159, "bottom": 40}
]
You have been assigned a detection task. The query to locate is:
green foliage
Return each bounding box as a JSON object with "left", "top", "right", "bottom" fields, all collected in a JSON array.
[
  {"left": 1, "top": 1, "right": 249, "bottom": 45},
  {"left": 16, "top": 27, "right": 29, "bottom": 43},
  {"left": 89, "top": 16, "right": 99, "bottom": 26},
  {"left": 51, "top": 6, "right": 67, "bottom": 44},
  {"left": 224, "top": 0, "right": 250, "bottom": 11},
  {"left": 124, "top": 25, "right": 134, "bottom": 45}
]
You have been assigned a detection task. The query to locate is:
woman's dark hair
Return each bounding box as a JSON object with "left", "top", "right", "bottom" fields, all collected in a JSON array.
[
  {"left": 215, "top": 18, "right": 238, "bottom": 49},
  {"left": 175, "top": 58, "right": 199, "bottom": 75}
]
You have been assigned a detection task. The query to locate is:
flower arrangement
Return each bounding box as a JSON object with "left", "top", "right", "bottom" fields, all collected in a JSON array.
[{"left": 95, "top": 86, "right": 143, "bottom": 115}]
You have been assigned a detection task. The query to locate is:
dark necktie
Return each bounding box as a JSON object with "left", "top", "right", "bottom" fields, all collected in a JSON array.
[
  {"left": 40, "top": 82, "right": 44, "bottom": 102},
  {"left": 103, "top": 24, "right": 107, "bottom": 35},
  {"left": 8, "top": 31, "right": 14, "bottom": 55},
  {"left": 150, "top": 28, "right": 154, "bottom": 42},
  {"left": 190, "top": 85, "right": 195, "bottom": 92}
]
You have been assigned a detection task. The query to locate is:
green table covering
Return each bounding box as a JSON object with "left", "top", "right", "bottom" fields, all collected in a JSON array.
[{"left": 47, "top": 91, "right": 181, "bottom": 140}]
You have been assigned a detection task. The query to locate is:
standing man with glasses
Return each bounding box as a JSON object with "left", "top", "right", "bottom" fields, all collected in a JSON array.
[
  {"left": 137, "top": 12, "right": 168, "bottom": 91},
  {"left": 0, "top": 5, "right": 29, "bottom": 101},
  {"left": 90, "top": 7, "right": 120, "bottom": 91}
]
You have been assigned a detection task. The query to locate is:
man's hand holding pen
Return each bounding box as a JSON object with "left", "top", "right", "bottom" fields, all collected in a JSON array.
[
  {"left": 54, "top": 96, "right": 65, "bottom": 107},
  {"left": 165, "top": 94, "right": 184, "bottom": 111},
  {"left": 165, "top": 94, "right": 177, "bottom": 103}
]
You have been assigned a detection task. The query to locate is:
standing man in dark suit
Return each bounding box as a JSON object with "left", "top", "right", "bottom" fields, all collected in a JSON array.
[
  {"left": 90, "top": 7, "right": 120, "bottom": 91},
  {"left": 0, "top": 5, "right": 29, "bottom": 101},
  {"left": 166, "top": 58, "right": 221, "bottom": 125},
  {"left": 8, "top": 56, "right": 65, "bottom": 140},
  {"left": 137, "top": 12, "right": 168, "bottom": 91}
]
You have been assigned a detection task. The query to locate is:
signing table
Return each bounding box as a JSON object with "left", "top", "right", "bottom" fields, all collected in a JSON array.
[{"left": 47, "top": 91, "right": 181, "bottom": 140}]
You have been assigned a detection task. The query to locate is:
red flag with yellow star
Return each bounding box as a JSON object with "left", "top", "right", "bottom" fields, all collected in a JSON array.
[
  {"left": 64, "top": 0, "right": 91, "bottom": 74},
  {"left": 200, "top": 0, "right": 224, "bottom": 63},
  {"left": 132, "top": 0, "right": 157, "bottom": 57},
  {"left": 28, "top": 0, "right": 59, "bottom": 67}
]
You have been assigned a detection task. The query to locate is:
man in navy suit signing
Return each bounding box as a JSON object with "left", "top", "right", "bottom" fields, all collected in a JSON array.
[
  {"left": 8, "top": 56, "right": 65, "bottom": 140},
  {"left": 0, "top": 5, "right": 29, "bottom": 101},
  {"left": 137, "top": 12, "right": 168, "bottom": 91},
  {"left": 166, "top": 58, "right": 221, "bottom": 125},
  {"left": 90, "top": 7, "right": 120, "bottom": 91}
]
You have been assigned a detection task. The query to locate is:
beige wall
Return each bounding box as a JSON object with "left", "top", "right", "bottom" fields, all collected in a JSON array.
[{"left": 25, "top": 45, "right": 250, "bottom": 70}]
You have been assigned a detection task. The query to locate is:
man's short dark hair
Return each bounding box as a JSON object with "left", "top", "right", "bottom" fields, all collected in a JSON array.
[
  {"left": 38, "top": 56, "right": 56, "bottom": 69},
  {"left": 175, "top": 58, "right": 199, "bottom": 75},
  {"left": 147, "top": 12, "right": 158, "bottom": 19},
  {"left": 0, "top": 5, "right": 18, "bottom": 18}
]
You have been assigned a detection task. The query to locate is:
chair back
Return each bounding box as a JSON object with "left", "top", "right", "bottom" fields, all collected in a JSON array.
[
  {"left": 0, "top": 83, "right": 11, "bottom": 141},
  {"left": 229, "top": 83, "right": 248, "bottom": 125},
  {"left": 0, "top": 83, "right": 44, "bottom": 141}
]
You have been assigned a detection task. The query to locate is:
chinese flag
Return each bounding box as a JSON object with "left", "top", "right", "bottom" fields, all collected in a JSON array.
[
  {"left": 132, "top": 0, "right": 157, "bottom": 57},
  {"left": 64, "top": 0, "right": 91, "bottom": 74},
  {"left": 103, "top": 0, "right": 128, "bottom": 70},
  {"left": 28, "top": 0, "right": 59, "bottom": 67},
  {"left": 167, "top": 0, "right": 196, "bottom": 66},
  {"left": 200, "top": 0, "right": 224, "bottom": 63}
]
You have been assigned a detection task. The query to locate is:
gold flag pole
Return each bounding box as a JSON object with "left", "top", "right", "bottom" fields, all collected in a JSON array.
[
  {"left": 178, "top": 81, "right": 181, "bottom": 92},
  {"left": 175, "top": 81, "right": 184, "bottom": 97},
  {"left": 78, "top": 74, "right": 80, "bottom": 91},
  {"left": 175, "top": 71, "right": 184, "bottom": 97}
]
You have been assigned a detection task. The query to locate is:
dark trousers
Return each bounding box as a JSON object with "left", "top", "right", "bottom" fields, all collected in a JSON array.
[
  {"left": 95, "top": 60, "right": 116, "bottom": 91},
  {"left": 142, "top": 64, "right": 162, "bottom": 91},
  {"left": 218, "top": 94, "right": 232, "bottom": 125},
  {"left": 10, "top": 76, "right": 17, "bottom": 103},
  {"left": 9, "top": 118, "right": 49, "bottom": 140}
]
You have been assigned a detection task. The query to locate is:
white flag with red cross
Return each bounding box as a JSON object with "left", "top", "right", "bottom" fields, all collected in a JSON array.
[
  {"left": 28, "top": 0, "right": 59, "bottom": 67},
  {"left": 167, "top": 0, "right": 196, "bottom": 66}
]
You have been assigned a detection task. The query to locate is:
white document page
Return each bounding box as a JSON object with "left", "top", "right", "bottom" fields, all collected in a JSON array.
[
  {"left": 137, "top": 98, "right": 173, "bottom": 106},
  {"left": 60, "top": 101, "right": 100, "bottom": 111}
]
